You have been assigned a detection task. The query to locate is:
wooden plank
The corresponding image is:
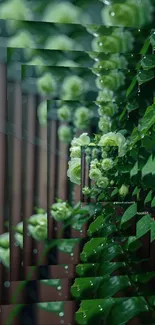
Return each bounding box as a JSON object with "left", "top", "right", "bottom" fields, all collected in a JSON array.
[
  {"left": 23, "top": 94, "right": 36, "bottom": 276},
  {"left": 10, "top": 82, "right": 23, "bottom": 281}
]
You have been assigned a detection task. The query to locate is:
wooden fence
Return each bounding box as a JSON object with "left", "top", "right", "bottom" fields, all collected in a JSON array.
[{"left": 0, "top": 60, "right": 78, "bottom": 324}]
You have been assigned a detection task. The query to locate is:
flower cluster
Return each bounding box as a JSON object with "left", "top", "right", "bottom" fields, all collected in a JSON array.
[
  {"left": 98, "top": 132, "right": 127, "bottom": 157},
  {"left": 61, "top": 75, "right": 86, "bottom": 101},
  {"left": 92, "top": 29, "right": 134, "bottom": 53},
  {"left": 0, "top": 0, "right": 32, "bottom": 31},
  {"left": 58, "top": 125, "right": 72, "bottom": 144},
  {"left": 27, "top": 213, "right": 48, "bottom": 241},
  {"left": 102, "top": 0, "right": 153, "bottom": 28},
  {"left": 67, "top": 133, "right": 90, "bottom": 185},
  {"left": 37, "top": 73, "right": 57, "bottom": 96},
  {"left": 74, "top": 107, "right": 91, "bottom": 129},
  {"left": 45, "top": 35, "right": 76, "bottom": 51},
  {"left": 57, "top": 105, "right": 71, "bottom": 122},
  {"left": 51, "top": 201, "right": 73, "bottom": 222},
  {"left": 42, "top": 1, "right": 92, "bottom": 25}
]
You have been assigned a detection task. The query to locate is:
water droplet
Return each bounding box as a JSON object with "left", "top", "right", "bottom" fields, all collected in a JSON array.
[
  {"left": 71, "top": 253, "right": 73, "bottom": 256},
  {"left": 138, "top": 29, "right": 141, "bottom": 32},
  {"left": 33, "top": 249, "right": 37, "bottom": 254},
  {"left": 4, "top": 281, "right": 10, "bottom": 288},
  {"left": 98, "top": 305, "right": 103, "bottom": 311},
  {"left": 57, "top": 286, "right": 62, "bottom": 290},
  {"left": 141, "top": 134, "right": 144, "bottom": 138},
  {"left": 83, "top": 312, "right": 87, "bottom": 318},
  {"left": 111, "top": 12, "right": 115, "bottom": 16},
  {"left": 131, "top": 54, "right": 134, "bottom": 57},
  {"left": 99, "top": 42, "right": 103, "bottom": 47},
  {"left": 65, "top": 265, "right": 68, "bottom": 270},
  {"left": 59, "top": 312, "right": 64, "bottom": 317}
]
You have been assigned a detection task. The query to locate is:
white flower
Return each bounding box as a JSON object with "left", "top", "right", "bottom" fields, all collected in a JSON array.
[
  {"left": 43, "top": 1, "right": 80, "bottom": 24},
  {"left": 89, "top": 168, "right": 102, "bottom": 181},
  {"left": 70, "top": 146, "right": 81, "bottom": 158},
  {"left": 37, "top": 73, "right": 56, "bottom": 95},
  {"left": 67, "top": 158, "right": 81, "bottom": 185},
  {"left": 96, "top": 177, "right": 109, "bottom": 188},
  {"left": 51, "top": 202, "right": 72, "bottom": 221},
  {"left": 57, "top": 105, "right": 71, "bottom": 121},
  {"left": 98, "top": 132, "right": 126, "bottom": 156},
  {"left": 45, "top": 35, "right": 74, "bottom": 51},
  {"left": 71, "top": 133, "right": 90, "bottom": 147},
  {"left": 58, "top": 125, "right": 72, "bottom": 144},
  {"left": 101, "top": 158, "right": 114, "bottom": 171}
]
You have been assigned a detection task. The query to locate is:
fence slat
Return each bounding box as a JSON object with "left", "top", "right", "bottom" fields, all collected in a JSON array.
[
  {"left": 10, "top": 82, "right": 23, "bottom": 281},
  {"left": 23, "top": 94, "right": 36, "bottom": 276}
]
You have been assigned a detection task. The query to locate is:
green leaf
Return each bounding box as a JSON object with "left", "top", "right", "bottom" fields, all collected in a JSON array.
[
  {"left": 129, "top": 127, "right": 141, "bottom": 147},
  {"left": 144, "top": 190, "right": 152, "bottom": 204},
  {"left": 126, "top": 100, "right": 139, "bottom": 112},
  {"left": 72, "top": 214, "right": 90, "bottom": 231},
  {"left": 150, "top": 31, "right": 155, "bottom": 49},
  {"left": 71, "top": 277, "right": 104, "bottom": 299},
  {"left": 57, "top": 239, "right": 80, "bottom": 254},
  {"left": 137, "top": 69, "right": 154, "bottom": 85},
  {"left": 132, "top": 186, "right": 139, "bottom": 196},
  {"left": 87, "top": 215, "right": 111, "bottom": 236},
  {"left": 151, "top": 196, "right": 155, "bottom": 207},
  {"left": 131, "top": 272, "right": 155, "bottom": 284},
  {"left": 151, "top": 220, "right": 155, "bottom": 242},
  {"left": 80, "top": 238, "right": 107, "bottom": 262},
  {"left": 111, "top": 188, "right": 118, "bottom": 197},
  {"left": 76, "top": 262, "right": 127, "bottom": 277},
  {"left": 37, "top": 302, "right": 64, "bottom": 315},
  {"left": 120, "top": 203, "right": 137, "bottom": 229},
  {"left": 130, "top": 162, "right": 138, "bottom": 177},
  {"left": 40, "top": 279, "right": 61, "bottom": 287},
  {"left": 141, "top": 55, "right": 155, "bottom": 70},
  {"left": 136, "top": 214, "right": 152, "bottom": 238},
  {"left": 139, "top": 104, "right": 155, "bottom": 133},
  {"left": 75, "top": 298, "right": 115, "bottom": 325},
  {"left": 126, "top": 77, "right": 137, "bottom": 97},
  {"left": 106, "top": 297, "right": 150, "bottom": 325},
  {"left": 97, "top": 192, "right": 105, "bottom": 201},
  {"left": 124, "top": 236, "right": 142, "bottom": 253},
  {"left": 76, "top": 263, "right": 99, "bottom": 277},
  {"left": 142, "top": 155, "right": 153, "bottom": 178},
  {"left": 100, "top": 245, "right": 124, "bottom": 262},
  {"left": 96, "top": 275, "right": 131, "bottom": 299}
]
